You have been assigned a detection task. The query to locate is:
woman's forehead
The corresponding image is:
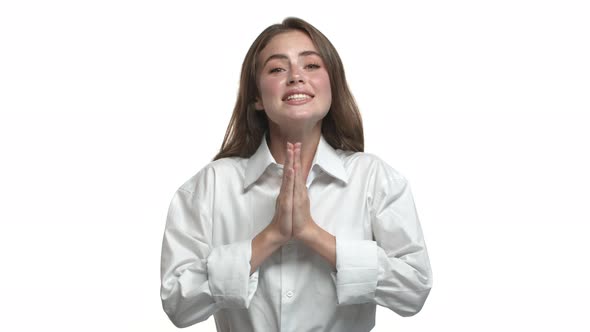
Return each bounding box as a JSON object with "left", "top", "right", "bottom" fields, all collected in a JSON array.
[{"left": 259, "top": 30, "right": 318, "bottom": 60}]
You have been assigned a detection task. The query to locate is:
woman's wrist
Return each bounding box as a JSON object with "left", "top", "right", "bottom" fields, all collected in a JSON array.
[
  {"left": 295, "top": 220, "right": 319, "bottom": 244},
  {"left": 264, "top": 222, "right": 290, "bottom": 247},
  {"left": 297, "top": 222, "right": 336, "bottom": 268},
  {"left": 251, "top": 223, "right": 287, "bottom": 274}
]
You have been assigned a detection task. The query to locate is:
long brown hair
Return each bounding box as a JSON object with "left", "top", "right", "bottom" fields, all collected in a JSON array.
[{"left": 213, "top": 17, "right": 364, "bottom": 161}]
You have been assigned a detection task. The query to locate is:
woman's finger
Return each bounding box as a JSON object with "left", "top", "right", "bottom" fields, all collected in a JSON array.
[
  {"left": 280, "top": 142, "right": 294, "bottom": 197},
  {"left": 286, "top": 142, "right": 294, "bottom": 174},
  {"left": 293, "top": 143, "right": 302, "bottom": 189}
]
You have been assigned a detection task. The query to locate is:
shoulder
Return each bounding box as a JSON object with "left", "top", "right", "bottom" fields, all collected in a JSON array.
[
  {"left": 339, "top": 150, "right": 408, "bottom": 185},
  {"left": 178, "top": 156, "right": 246, "bottom": 195}
]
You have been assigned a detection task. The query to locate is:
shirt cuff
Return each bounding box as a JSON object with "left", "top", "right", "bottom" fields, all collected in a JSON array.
[
  {"left": 206, "top": 239, "right": 259, "bottom": 309},
  {"left": 331, "top": 239, "right": 378, "bottom": 305}
]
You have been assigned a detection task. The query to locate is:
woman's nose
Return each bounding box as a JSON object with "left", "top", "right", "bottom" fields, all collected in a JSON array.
[{"left": 287, "top": 67, "right": 305, "bottom": 85}]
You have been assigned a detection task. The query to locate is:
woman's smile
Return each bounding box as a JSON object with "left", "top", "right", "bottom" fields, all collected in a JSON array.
[
  {"left": 284, "top": 95, "right": 313, "bottom": 105},
  {"left": 283, "top": 89, "right": 315, "bottom": 105}
]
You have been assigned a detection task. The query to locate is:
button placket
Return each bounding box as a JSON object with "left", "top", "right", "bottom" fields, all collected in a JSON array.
[{"left": 280, "top": 239, "right": 297, "bottom": 331}]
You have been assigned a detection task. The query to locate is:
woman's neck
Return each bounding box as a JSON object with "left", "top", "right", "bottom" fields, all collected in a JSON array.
[{"left": 267, "top": 121, "right": 322, "bottom": 182}]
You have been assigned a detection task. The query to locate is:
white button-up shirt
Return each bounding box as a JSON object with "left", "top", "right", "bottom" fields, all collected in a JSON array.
[{"left": 160, "top": 135, "right": 432, "bottom": 332}]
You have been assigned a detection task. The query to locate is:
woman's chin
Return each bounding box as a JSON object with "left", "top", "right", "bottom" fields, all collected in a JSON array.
[{"left": 282, "top": 113, "right": 325, "bottom": 126}]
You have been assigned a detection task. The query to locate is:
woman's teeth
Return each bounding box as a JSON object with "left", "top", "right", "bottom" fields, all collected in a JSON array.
[{"left": 286, "top": 94, "right": 311, "bottom": 101}]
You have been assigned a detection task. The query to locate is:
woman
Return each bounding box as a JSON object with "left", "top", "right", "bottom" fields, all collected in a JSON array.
[{"left": 160, "top": 17, "right": 432, "bottom": 331}]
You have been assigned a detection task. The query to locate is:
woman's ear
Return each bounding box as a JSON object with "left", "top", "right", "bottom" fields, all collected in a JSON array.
[{"left": 254, "top": 98, "right": 264, "bottom": 111}]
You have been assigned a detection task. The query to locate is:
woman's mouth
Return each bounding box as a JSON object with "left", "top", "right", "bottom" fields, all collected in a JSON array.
[{"left": 283, "top": 93, "right": 313, "bottom": 105}]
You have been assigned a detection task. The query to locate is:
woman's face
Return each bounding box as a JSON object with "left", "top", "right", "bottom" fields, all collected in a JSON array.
[{"left": 255, "top": 30, "right": 332, "bottom": 129}]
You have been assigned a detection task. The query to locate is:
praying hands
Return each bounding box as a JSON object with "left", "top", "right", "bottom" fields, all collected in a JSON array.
[{"left": 250, "top": 142, "right": 336, "bottom": 274}]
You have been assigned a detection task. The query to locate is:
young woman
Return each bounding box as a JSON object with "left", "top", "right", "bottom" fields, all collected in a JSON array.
[{"left": 160, "top": 17, "right": 432, "bottom": 332}]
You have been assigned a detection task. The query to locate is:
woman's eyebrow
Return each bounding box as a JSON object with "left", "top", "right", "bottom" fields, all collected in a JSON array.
[{"left": 262, "top": 51, "right": 321, "bottom": 67}]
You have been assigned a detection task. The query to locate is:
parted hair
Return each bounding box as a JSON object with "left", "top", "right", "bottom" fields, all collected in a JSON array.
[{"left": 213, "top": 17, "right": 364, "bottom": 161}]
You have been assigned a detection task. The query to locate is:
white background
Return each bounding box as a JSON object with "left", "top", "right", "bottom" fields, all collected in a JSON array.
[{"left": 1, "top": 0, "right": 589, "bottom": 331}]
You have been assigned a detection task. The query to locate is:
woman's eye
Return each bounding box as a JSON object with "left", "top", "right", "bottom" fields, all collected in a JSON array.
[
  {"left": 305, "top": 63, "right": 320, "bottom": 69},
  {"left": 269, "top": 67, "right": 284, "bottom": 73}
]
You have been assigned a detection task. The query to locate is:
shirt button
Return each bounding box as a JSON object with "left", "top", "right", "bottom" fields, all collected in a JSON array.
[{"left": 286, "top": 291, "right": 294, "bottom": 298}]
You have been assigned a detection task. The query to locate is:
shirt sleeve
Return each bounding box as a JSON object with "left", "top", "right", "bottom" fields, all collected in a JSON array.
[
  {"left": 332, "top": 159, "right": 433, "bottom": 317},
  {"left": 160, "top": 168, "right": 259, "bottom": 328}
]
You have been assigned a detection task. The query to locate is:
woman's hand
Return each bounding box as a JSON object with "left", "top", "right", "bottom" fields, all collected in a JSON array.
[
  {"left": 269, "top": 142, "right": 295, "bottom": 245},
  {"left": 269, "top": 142, "right": 316, "bottom": 243},
  {"left": 291, "top": 143, "right": 318, "bottom": 242},
  {"left": 251, "top": 141, "right": 335, "bottom": 273},
  {"left": 291, "top": 142, "right": 335, "bottom": 267}
]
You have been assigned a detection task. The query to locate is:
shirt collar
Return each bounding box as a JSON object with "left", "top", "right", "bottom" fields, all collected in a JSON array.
[
  {"left": 244, "top": 135, "right": 276, "bottom": 189},
  {"left": 312, "top": 135, "right": 348, "bottom": 185},
  {"left": 244, "top": 133, "right": 348, "bottom": 190}
]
